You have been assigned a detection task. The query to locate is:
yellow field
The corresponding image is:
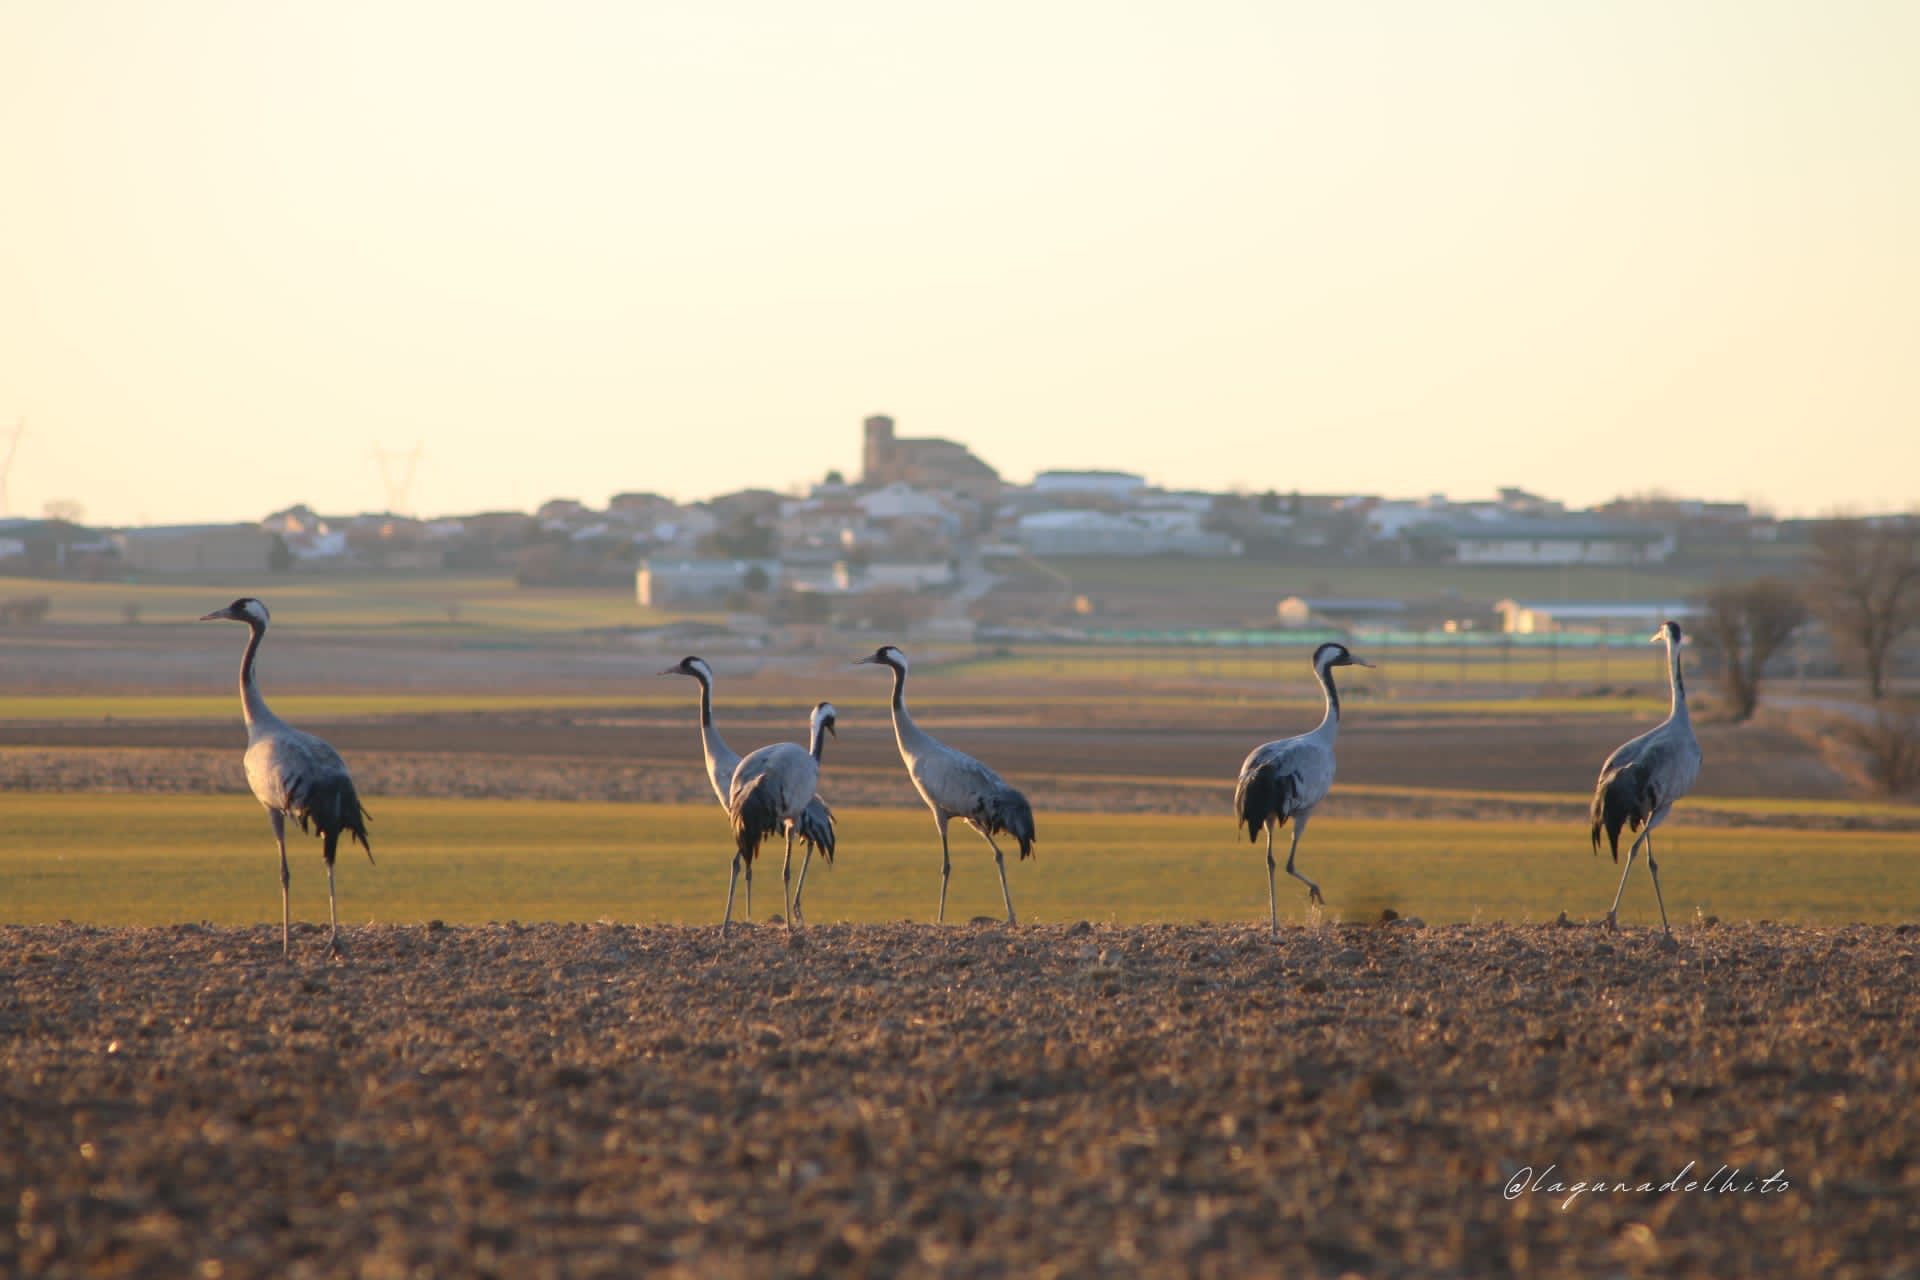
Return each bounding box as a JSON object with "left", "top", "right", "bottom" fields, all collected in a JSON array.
[{"left": 2, "top": 793, "right": 1910, "bottom": 929}]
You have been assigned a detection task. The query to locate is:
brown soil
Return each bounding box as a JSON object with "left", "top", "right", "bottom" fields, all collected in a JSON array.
[{"left": 4, "top": 923, "right": 1914, "bottom": 1277}]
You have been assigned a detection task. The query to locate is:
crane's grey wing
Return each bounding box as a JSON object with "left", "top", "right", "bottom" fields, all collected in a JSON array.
[
  {"left": 1235, "top": 738, "right": 1334, "bottom": 840},
  {"left": 729, "top": 743, "right": 815, "bottom": 860},
  {"left": 914, "top": 745, "right": 1036, "bottom": 856},
  {"left": 1589, "top": 733, "right": 1697, "bottom": 861},
  {"left": 245, "top": 729, "right": 371, "bottom": 853}
]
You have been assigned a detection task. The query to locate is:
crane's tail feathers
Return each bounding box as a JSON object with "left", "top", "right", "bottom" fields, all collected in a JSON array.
[
  {"left": 1590, "top": 765, "right": 1649, "bottom": 865},
  {"left": 730, "top": 775, "right": 784, "bottom": 863},
  {"left": 796, "top": 797, "right": 836, "bottom": 864},
  {"left": 969, "top": 788, "right": 1037, "bottom": 859},
  {"left": 999, "top": 789, "right": 1036, "bottom": 860},
  {"left": 1234, "top": 760, "right": 1293, "bottom": 843},
  {"left": 291, "top": 776, "right": 373, "bottom": 864}
]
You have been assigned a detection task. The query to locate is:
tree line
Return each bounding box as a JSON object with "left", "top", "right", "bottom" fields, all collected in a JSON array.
[{"left": 1698, "top": 518, "right": 1920, "bottom": 719}]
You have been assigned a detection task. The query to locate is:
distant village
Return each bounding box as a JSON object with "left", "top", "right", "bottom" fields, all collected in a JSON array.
[{"left": 0, "top": 414, "right": 1821, "bottom": 637}]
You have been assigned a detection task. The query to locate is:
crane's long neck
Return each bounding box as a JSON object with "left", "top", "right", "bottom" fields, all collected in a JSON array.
[
  {"left": 1313, "top": 659, "right": 1341, "bottom": 738},
  {"left": 691, "top": 675, "right": 736, "bottom": 797},
  {"left": 238, "top": 620, "right": 274, "bottom": 731},
  {"left": 808, "top": 721, "right": 830, "bottom": 763},
  {"left": 1665, "top": 638, "right": 1690, "bottom": 726},
  {"left": 886, "top": 662, "right": 934, "bottom": 755}
]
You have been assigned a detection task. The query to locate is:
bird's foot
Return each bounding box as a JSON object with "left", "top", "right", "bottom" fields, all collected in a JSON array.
[
  {"left": 1308, "top": 886, "right": 1325, "bottom": 907},
  {"left": 1655, "top": 931, "right": 1679, "bottom": 952},
  {"left": 326, "top": 932, "right": 348, "bottom": 959},
  {"left": 1604, "top": 911, "right": 1621, "bottom": 933}
]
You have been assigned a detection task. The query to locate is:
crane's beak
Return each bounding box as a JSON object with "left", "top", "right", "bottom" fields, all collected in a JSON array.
[
  {"left": 853, "top": 655, "right": 877, "bottom": 666},
  {"left": 1648, "top": 630, "right": 1663, "bottom": 644},
  {"left": 1353, "top": 658, "right": 1376, "bottom": 669},
  {"left": 198, "top": 608, "right": 232, "bottom": 622},
  {"left": 656, "top": 667, "right": 680, "bottom": 677},
  {"left": 826, "top": 722, "right": 837, "bottom": 738}
]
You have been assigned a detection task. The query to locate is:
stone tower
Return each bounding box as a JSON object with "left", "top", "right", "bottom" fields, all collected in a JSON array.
[{"left": 862, "top": 414, "right": 895, "bottom": 485}]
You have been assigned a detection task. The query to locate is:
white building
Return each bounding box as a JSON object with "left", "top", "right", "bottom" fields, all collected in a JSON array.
[
  {"left": 637, "top": 559, "right": 781, "bottom": 606},
  {"left": 1029, "top": 470, "right": 1148, "bottom": 501},
  {"left": 1494, "top": 599, "right": 1697, "bottom": 636},
  {"left": 833, "top": 559, "right": 956, "bottom": 592},
  {"left": 1450, "top": 519, "right": 1675, "bottom": 566},
  {"left": 1017, "top": 510, "right": 1239, "bottom": 557}
]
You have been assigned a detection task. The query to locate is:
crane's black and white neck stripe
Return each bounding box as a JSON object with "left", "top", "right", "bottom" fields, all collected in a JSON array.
[
  {"left": 807, "top": 702, "right": 837, "bottom": 762},
  {"left": 200, "top": 597, "right": 279, "bottom": 730},
  {"left": 1307, "top": 641, "right": 1365, "bottom": 728},
  {"left": 1659, "top": 620, "right": 1688, "bottom": 712}
]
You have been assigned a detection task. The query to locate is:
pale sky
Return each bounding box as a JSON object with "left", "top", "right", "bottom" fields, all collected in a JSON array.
[{"left": 2, "top": 1, "right": 1916, "bottom": 526}]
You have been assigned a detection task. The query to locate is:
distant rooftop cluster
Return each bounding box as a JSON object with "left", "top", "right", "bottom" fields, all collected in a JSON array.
[{"left": 0, "top": 414, "right": 1837, "bottom": 639}]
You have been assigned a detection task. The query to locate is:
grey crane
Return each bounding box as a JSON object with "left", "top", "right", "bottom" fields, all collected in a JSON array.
[
  {"left": 1590, "top": 619, "right": 1702, "bottom": 935},
  {"left": 200, "top": 598, "right": 372, "bottom": 956},
  {"left": 661, "top": 655, "right": 836, "bottom": 923},
  {"left": 855, "top": 645, "right": 1035, "bottom": 924},
  {"left": 726, "top": 701, "right": 837, "bottom": 935},
  {"left": 1234, "top": 641, "right": 1373, "bottom": 936}
]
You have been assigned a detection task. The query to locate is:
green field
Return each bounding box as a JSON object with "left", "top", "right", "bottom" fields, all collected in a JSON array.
[
  {"left": 1032, "top": 553, "right": 1801, "bottom": 601},
  {"left": 2, "top": 794, "right": 1910, "bottom": 929}
]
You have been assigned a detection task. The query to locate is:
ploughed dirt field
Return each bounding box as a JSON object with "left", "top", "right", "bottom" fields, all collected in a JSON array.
[{"left": 4, "top": 922, "right": 1914, "bottom": 1277}]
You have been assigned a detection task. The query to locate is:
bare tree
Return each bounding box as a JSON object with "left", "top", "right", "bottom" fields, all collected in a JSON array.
[
  {"left": 1806, "top": 519, "right": 1920, "bottom": 700},
  {"left": 1694, "top": 577, "right": 1808, "bottom": 720}
]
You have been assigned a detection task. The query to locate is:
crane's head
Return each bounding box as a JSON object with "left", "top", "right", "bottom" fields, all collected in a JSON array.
[
  {"left": 200, "top": 597, "right": 269, "bottom": 627},
  {"left": 660, "top": 655, "right": 714, "bottom": 682},
  {"left": 1312, "top": 641, "right": 1373, "bottom": 670},
  {"left": 1650, "top": 619, "right": 1683, "bottom": 646},
  {"left": 810, "top": 701, "right": 839, "bottom": 739},
  {"left": 855, "top": 644, "right": 908, "bottom": 673}
]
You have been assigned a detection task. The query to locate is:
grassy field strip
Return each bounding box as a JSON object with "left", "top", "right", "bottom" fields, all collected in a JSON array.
[{"left": 2, "top": 794, "right": 1912, "bottom": 928}]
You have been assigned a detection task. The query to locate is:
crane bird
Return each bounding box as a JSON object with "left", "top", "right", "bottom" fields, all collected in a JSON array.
[
  {"left": 661, "top": 655, "right": 836, "bottom": 923},
  {"left": 855, "top": 645, "right": 1035, "bottom": 925},
  {"left": 1234, "top": 641, "right": 1373, "bottom": 936},
  {"left": 199, "top": 598, "right": 372, "bottom": 956},
  {"left": 1590, "top": 619, "right": 1701, "bottom": 935},
  {"left": 726, "top": 701, "right": 837, "bottom": 935}
]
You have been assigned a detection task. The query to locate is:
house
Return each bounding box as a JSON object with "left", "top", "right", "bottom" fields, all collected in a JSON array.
[
  {"left": 1016, "top": 510, "right": 1239, "bottom": 557},
  {"left": 1494, "top": 599, "right": 1697, "bottom": 636},
  {"left": 833, "top": 558, "right": 955, "bottom": 593},
  {"left": 1275, "top": 597, "right": 1410, "bottom": 630},
  {"left": 637, "top": 559, "right": 781, "bottom": 607},
  {"left": 115, "top": 524, "right": 276, "bottom": 574}
]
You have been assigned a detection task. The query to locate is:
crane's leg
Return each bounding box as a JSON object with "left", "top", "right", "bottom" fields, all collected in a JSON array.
[
  {"left": 1283, "top": 821, "right": 1323, "bottom": 907},
  {"left": 744, "top": 856, "right": 753, "bottom": 920},
  {"left": 781, "top": 827, "right": 796, "bottom": 930},
  {"left": 322, "top": 829, "right": 342, "bottom": 955},
  {"left": 1265, "top": 823, "right": 1279, "bottom": 939},
  {"left": 981, "top": 831, "right": 1017, "bottom": 926},
  {"left": 270, "top": 810, "right": 290, "bottom": 958},
  {"left": 936, "top": 816, "right": 953, "bottom": 924},
  {"left": 1605, "top": 830, "right": 1648, "bottom": 932},
  {"left": 722, "top": 853, "right": 742, "bottom": 938},
  {"left": 1644, "top": 833, "right": 1672, "bottom": 935},
  {"left": 793, "top": 843, "right": 814, "bottom": 924}
]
